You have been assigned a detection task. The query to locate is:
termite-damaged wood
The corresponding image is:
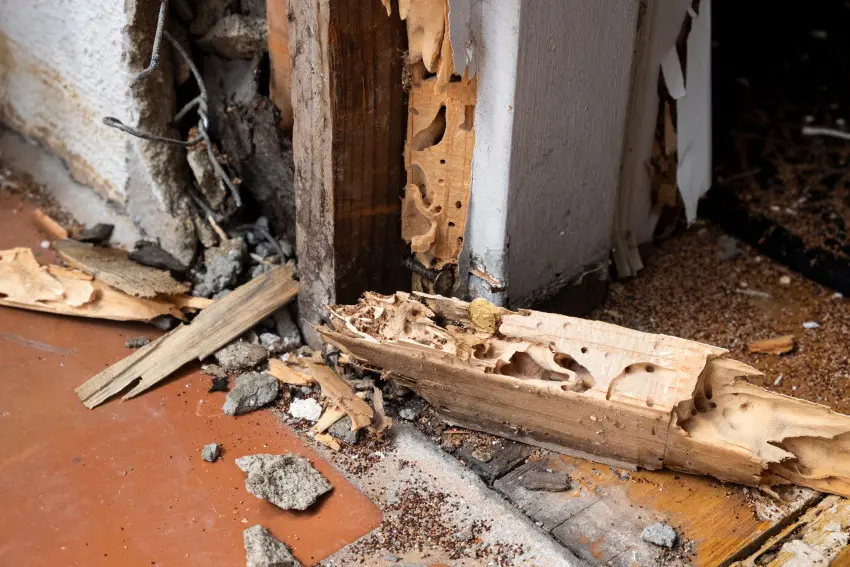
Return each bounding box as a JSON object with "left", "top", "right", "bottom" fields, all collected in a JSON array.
[
  {"left": 320, "top": 291, "right": 850, "bottom": 497},
  {"left": 399, "top": 0, "right": 476, "bottom": 271},
  {"left": 76, "top": 265, "right": 298, "bottom": 409}
]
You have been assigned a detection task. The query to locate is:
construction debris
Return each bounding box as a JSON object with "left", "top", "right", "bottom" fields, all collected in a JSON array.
[
  {"left": 267, "top": 359, "right": 313, "bottom": 386},
  {"left": 308, "top": 362, "right": 373, "bottom": 431},
  {"left": 215, "top": 340, "right": 268, "bottom": 372},
  {"left": 235, "top": 454, "right": 331, "bottom": 510},
  {"left": 202, "top": 442, "right": 222, "bottom": 462},
  {"left": 322, "top": 292, "right": 850, "bottom": 497},
  {"left": 129, "top": 241, "right": 188, "bottom": 274},
  {"left": 515, "top": 469, "right": 570, "bottom": 492},
  {"left": 223, "top": 372, "right": 279, "bottom": 416},
  {"left": 75, "top": 223, "right": 114, "bottom": 245},
  {"left": 193, "top": 237, "right": 247, "bottom": 297},
  {"left": 0, "top": 248, "right": 186, "bottom": 322},
  {"left": 243, "top": 525, "right": 301, "bottom": 567},
  {"left": 76, "top": 265, "right": 297, "bottom": 409},
  {"left": 54, "top": 239, "right": 189, "bottom": 298},
  {"left": 747, "top": 335, "right": 795, "bottom": 355},
  {"left": 288, "top": 398, "right": 322, "bottom": 422},
  {"left": 328, "top": 416, "right": 360, "bottom": 445},
  {"left": 641, "top": 523, "right": 678, "bottom": 549},
  {"left": 197, "top": 14, "right": 268, "bottom": 59},
  {"left": 272, "top": 308, "right": 302, "bottom": 351},
  {"left": 125, "top": 337, "right": 151, "bottom": 349}
]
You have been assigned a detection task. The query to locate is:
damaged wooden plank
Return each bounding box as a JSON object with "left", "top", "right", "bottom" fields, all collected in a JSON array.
[
  {"left": 76, "top": 265, "right": 298, "bottom": 409},
  {"left": 267, "top": 359, "right": 313, "bottom": 386},
  {"left": 0, "top": 248, "right": 185, "bottom": 322},
  {"left": 289, "top": 0, "right": 409, "bottom": 346},
  {"left": 321, "top": 292, "right": 850, "bottom": 497},
  {"left": 55, "top": 239, "right": 189, "bottom": 298}
]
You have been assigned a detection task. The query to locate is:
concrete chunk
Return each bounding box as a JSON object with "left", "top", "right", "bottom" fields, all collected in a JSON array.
[
  {"left": 288, "top": 398, "right": 322, "bottom": 422},
  {"left": 223, "top": 372, "right": 279, "bottom": 416},
  {"left": 641, "top": 522, "right": 677, "bottom": 548},
  {"left": 215, "top": 341, "right": 268, "bottom": 372},
  {"left": 243, "top": 525, "right": 301, "bottom": 567},
  {"left": 236, "top": 454, "right": 332, "bottom": 510},
  {"left": 202, "top": 443, "right": 221, "bottom": 462}
]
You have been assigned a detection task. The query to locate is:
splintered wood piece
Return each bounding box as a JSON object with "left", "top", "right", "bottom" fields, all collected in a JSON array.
[
  {"left": 168, "top": 295, "right": 214, "bottom": 311},
  {"left": 311, "top": 405, "right": 346, "bottom": 435},
  {"left": 267, "top": 359, "right": 313, "bottom": 386},
  {"left": 32, "top": 209, "right": 69, "bottom": 240},
  {"left": 369, "top": 386, "right": 392, "bottom": 436},
  {"left": 76, "top": 266, "right": 298, "bottom": 409},
  {"left": 398, "top": 0, "right": 445, "bottom": 72},
  {"left": 321, "top": 292, "right": 850, "bottom": 498},
  {"left": 314, "top": 432, "right": 341, "bottom": 451},
  {"left": 306, "top": 362, "right": 374, "bottom": 431},
  {"left": 747, "top": 335, "right": 795, "bottom": 355},
  {"left": 55, "top": 239, "right": 189, "bottom": 298},
  {"left": 731, "top": 495, "right": 850, "bottom": 566},
  {"left": 0, "top": 248, "right": 184, "bottom": 322}
]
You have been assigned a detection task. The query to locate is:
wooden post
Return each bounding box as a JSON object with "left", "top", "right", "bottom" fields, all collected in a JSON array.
[{"left": 287, "top": 0, "right": 409, "bottom": 346}]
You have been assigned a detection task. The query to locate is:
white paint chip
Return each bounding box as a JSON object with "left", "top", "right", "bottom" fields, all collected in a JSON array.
[
  {"left": 802, "top": 321, "right": 820, "bottom": 329},
  {"left": 288, "top": 398, "right": 322, "bottom": 422}
]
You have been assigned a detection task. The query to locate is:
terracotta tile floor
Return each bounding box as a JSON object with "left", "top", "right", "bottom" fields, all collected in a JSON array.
[{"left": 0, "top": 194, "right": 382, "bottom": 566}]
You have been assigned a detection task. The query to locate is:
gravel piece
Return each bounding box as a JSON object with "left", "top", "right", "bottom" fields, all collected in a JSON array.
[
  {"left": 223, "top": 372, "right": 279, "bottom": 416},
  {"left": 202, "top": 443, "right": 221, "bottom": 462},
  {"left": 243, "top": 525, "right": 301, "bottom": 567},
  {"left": 288, "top": 398, "right": 322, "bottom": 422},
  {"left": 194, "top": 238, "right": 246, "bottom": 297},
  {"left": 516, "top": 470, "right": 570, "bottom": 492},
  {"left": 398, "top": 397, "right": 427, "bottom": 421},
  {"left": 641, "top": 522, "right": 678, "bottom": 548},
  {"left": 259, "top": 332, "right": 285, "bottom": 354},
  {"left": 328, "top": 415, "right": 360, "bottom": 445},
  {"left": 236, "top": 454, "right": 332, "bottom": 510},
  {"left": 215, "top": 341, "right": 268, "bottom": 372},
  {"left": 202, "top": 363, "right": 227, "bottom": 378},
  {"left": 125, "top": 336, "right": 151, "bottom": 349},
  {"left": 272, "top": 308, "right": 303, "bottom": 352}
]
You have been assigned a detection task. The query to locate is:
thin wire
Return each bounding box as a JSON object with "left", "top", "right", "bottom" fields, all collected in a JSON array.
[
  {"left": 102, "top": 117, "right": 202, "bottom": 146},
  {"left": 129, "top": 0, "right": 170, "bottom": 88}
]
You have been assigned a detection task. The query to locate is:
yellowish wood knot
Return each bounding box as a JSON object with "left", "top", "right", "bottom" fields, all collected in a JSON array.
[{"left": 469, "top": 298, "right": 504, "bottom": 334}]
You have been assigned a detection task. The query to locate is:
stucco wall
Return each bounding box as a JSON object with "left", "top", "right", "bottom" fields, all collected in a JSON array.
[{"left": 0, "top": 0, "right": 197, "bottom": 263}]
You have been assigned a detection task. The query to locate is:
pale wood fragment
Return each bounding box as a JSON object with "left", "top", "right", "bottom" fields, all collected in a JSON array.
[
  {"left": 168, "top": 295, "right": 214, "bottom": 311},
  {"left": 311, "top": 405, "right": 346, "bottom": 435},
  {"left": 306, "top": 362, "right": 374, "bottom": 431},
  {"left": 55, "top": 239, "right": 189, "bottom": 298},
  {"left": 32, "top": 208, "right": 69, "bottom": 240},
  {"left": 0, "top": 248, "right": 185, "bottom": 322},
  {"left": 268, "top": 359, "right": 314, "bottom": 386},
  {"left": 747, "top": 335, "right": 795, "bottom": 355},
  {"left": 370, "top": 386, "right": 392, "bottom": 436},
  {"left": 314, "top": 432, "right": 341, "bottom": 451},
  {"left": 76, "top": 266, "right": 298, "bottom": 409},
  {"left": 321, "top": 292, "right": 850, "bottom": 497}
]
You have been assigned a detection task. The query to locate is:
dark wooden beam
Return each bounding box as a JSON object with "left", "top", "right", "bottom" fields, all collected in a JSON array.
[{"left": 287, "top": 0, "right": 409, "bottom": 346}]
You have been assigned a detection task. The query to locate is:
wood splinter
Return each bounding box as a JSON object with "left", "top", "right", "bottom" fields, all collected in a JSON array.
[{"left": 320, "top": 291, "right": 850, "bottom": 498}]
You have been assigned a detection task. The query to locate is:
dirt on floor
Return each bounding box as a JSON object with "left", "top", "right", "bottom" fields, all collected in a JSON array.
[{"left": 592, "top": 221, "right": 850, "bottom": 413}]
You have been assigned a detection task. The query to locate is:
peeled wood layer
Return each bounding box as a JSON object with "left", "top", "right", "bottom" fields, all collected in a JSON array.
[{"left": 321, "top": 292, "right": 850, "bottom": 496}]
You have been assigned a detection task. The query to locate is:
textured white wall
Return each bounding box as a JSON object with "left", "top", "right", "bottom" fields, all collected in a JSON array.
[{"left": 0, "top": 0, "right": 134, "bottom": 200}]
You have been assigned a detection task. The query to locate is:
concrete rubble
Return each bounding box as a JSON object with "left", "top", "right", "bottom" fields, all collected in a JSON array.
[
  {"left": 198, "top": 14, "right": 268, "bottom": 60},
  {"left": 328, "top": 416, "right": 360, "bottom": 445},
  {"left": 125, "top": 337, "right": 151, "bottom": 349},
  {"left": 223, "top": 372, "right": 279, "bottom": 416},
  {"left": 641, "top": 522, "right": 678, "bottom": 548},
  {"left": 194, "top": 238, "right": 247, "bottom": 298},
  {"left": 236, "top": 454, "right": 332, "bottom": 511},
  {"left": 288, "top": 398, "right": 322, "bottom": 422},
  {"left": 215, "top": 341, "right": 268, "bottom": 372},
  {"left": 202, "top": 442, "right": 222, "bottom": 462},
  {"left": 244, "top": 525, "right": 301, "bottom": 567}
]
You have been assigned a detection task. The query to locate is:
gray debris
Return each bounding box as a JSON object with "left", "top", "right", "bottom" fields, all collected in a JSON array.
[
  {"left": 288, "top": 398, "right": 322, "bottom": 422},
  {"left": 129, "top": 241, "right": 187, "bottom": 274},
  {"left": 187, "top": 143, "right": 229, "bottom": 211},
  {"left": 236, "top": 454, "right": 332, "bottom": 510},
  {"left": 641, "top": 522, "right": 678, "bottom": 549},
  {"left": 717, "top": 234, "right": 739, "bottom": 260},
  {"left": 454, "top": 530, "right": 474, "bottom": 542},
  {"left": 125, "top": 336, "right": 151, "bottom": 349},
  {"left": 471, "top": 447, "right": 493, "bottom": 463},
  {"left": 189, "top": 0, "right": 231, "bottom": 36},
  {"left": 399, "top": 397, "right": 427, "bottom": 421},
  {"left": 195, "top": 237, "right": 246, "bottom": 297},
  {"left": 259, "top": 332, "right": 286, "bottom": 354},
  {"left": 202, "top": 443, "right": 221, "bottom": 462},
  {"left": 223, "top": 372, "right": 279, "bottom": 416},
  {"left": 150, "top": 315, "right": 180, "bottom": 331},
  {"left": 516, "top": 470, "right": 570, "bottom": 492},
  {"left": 278, "top": 239, "right": 294, "bottom": 260},
  {"left": 212, "top": 289, "right": 232, "bottom": 300},
  {"left": 272, "top": 308, "right": 303, "bottom": 352},
  {"left": 251, "top": 263, "right": 272, "bottom": 279},
  {"left": 76, "top": 223, "right": 114, "bottom": 244},
  {"left": 382, "top": 555, "right": 399, "bottom": 564},
  {"left": 243, "top": 525, "right": 301, "bottom": 567},
  {"left": 329, "top": 416, "right": 360, "bottom": 445},
  {"left": 198, "top": 15, "right": 268, "bottom": 60},
  {"left": 215, "top": 341, "right": 268, "bottom": 372}
]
